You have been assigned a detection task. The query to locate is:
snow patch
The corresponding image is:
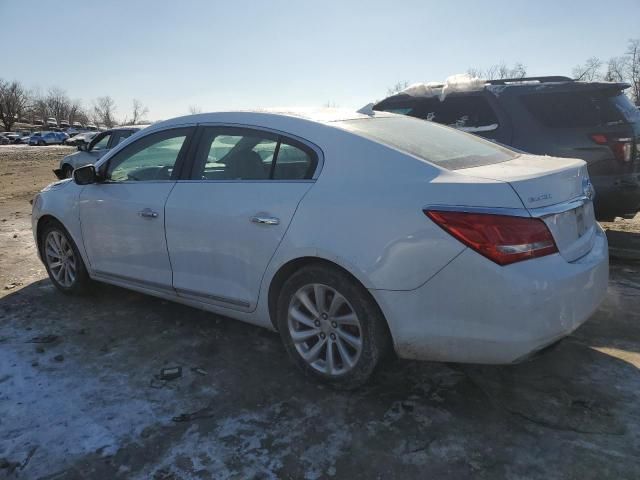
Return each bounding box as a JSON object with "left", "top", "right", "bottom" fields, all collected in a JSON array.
[{"left": 400, "top": 74, "right": 486, "bottom": 101}]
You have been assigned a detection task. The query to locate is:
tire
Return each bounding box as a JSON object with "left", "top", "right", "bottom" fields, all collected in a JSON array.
[
  {"left": 276, "top": 264, "right": 390, "bottom": 389},
  {"left": 62, "top": 164, "right": 73, "bottom": 178},
  {"left": 40, "top": 220, "right": 91, "bottom": 295},
  {"left": 39, "top": 140, "right": 45, "bottom": 146}
]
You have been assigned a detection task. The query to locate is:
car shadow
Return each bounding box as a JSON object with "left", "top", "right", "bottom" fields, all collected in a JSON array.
[{"left": 1, "top": 274, "right": 639, "bottom": 478}]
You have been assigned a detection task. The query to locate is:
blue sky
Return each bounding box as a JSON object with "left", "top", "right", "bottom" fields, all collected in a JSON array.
[{"left": 2, "top": 0, "right": 638, "bottom": 120}]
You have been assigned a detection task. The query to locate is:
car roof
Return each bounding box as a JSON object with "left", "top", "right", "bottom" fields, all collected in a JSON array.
[
  {"left": 147, "top": 108, "right": 395, "bottom": 132},
  {"left": 374, "top": 75, "right": 631, "bottom": 107}
]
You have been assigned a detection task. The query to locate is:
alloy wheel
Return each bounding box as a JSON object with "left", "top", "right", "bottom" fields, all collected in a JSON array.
[
  {"left": 287, "top": 283, "right": 363, "bottom": 376},
  {"left": 45, "top": 230, "right": 77, "bottom": 288}
]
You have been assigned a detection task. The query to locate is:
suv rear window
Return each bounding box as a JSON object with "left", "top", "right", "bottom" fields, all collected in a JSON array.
[
  {"left": 521, "top": 90, "right": 625, "bottom": 128},
  {"left": 336, "top": 116, "right": 517, "bottom": 170}
]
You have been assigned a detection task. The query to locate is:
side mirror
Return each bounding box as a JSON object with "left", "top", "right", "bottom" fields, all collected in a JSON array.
[
  {"left": 73, "top": 165, "right": 97, "bottom": 185},
  {"left": 78, "top": 143, "right": 87, "bottom": 151}
]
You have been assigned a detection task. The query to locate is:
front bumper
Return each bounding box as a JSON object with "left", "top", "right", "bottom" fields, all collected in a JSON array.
[{"left": 372, "top": 227, "right": 609, "bottom": 364}]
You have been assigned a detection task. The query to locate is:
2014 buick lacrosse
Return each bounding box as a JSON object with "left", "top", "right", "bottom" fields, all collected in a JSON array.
[{"left": 32, "top": 110, "right": 609, "bottom": 388}]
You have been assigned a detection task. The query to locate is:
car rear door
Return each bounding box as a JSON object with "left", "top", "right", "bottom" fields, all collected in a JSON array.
[
  {"left": 164, "top": 125, "right": 319, "bottom": 311},
  {"left": 79, "top": 126, "right": 195, "bottom": 291}
]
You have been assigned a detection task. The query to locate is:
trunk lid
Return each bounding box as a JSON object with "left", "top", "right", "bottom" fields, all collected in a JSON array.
[{"left": 457, "top": 154, "right": 596, "bottom": 262}]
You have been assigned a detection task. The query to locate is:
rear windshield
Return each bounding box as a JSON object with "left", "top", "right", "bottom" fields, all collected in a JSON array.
[
  {"left": 335, "top": 116, "right": 518, "bottom": 170},
  {"left": 520, "top": 90, "right": 630, "bottom": 128}
]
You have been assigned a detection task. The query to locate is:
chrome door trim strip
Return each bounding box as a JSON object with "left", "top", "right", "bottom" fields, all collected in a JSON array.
[
  {"left": 92, "top": 270, "right": 174, "bottom": 293},
  {"left": 174, "top": 287, "right": 251, "bottom": 308}
]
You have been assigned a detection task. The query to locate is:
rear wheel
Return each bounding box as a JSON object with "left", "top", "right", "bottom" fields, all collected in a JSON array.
[
  {"left": 276, "top": 264, "right": 390, "bottom": 389},
  {"left": 41, "top": 221, "right": 91, "bottom": 294}
]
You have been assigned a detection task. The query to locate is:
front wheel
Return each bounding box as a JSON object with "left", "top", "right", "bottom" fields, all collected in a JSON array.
[
  {"left": 276, "top": 265, "right": 390, "bottom": 389},
  {"left": 41, "top": 222, "right": 91, "bottom": 294}
]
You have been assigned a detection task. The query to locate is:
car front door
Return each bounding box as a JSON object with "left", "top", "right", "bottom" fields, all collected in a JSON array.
[
  {"left": 79, "top": 126, "right": 195, "bottom": 292},
  {"left": 164, "top": 126, "right": 319, "bottom": 311}
]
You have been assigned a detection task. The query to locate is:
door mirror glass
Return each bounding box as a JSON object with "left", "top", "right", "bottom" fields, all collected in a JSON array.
[
  {"left": 78, "top": 143, "right": 87, "bottom": 151},
  {"left": 73, "top": 165, "right": 97, "bottom": 185}
]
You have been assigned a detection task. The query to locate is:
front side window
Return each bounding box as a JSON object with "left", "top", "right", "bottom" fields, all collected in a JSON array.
[
  {"left": 91, "top": 133, "right": 111, "bottom": 151},
  {"left": 105, "top": 128, "right": 191, "bottom": 182},
  {"left": 191, "top": 127, "right": 318, "bottom": 180},
  {"left": 110, "top": 129, "right": 135, "bottom": 147}
]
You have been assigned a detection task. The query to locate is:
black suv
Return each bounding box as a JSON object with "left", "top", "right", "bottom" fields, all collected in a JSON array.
[{"left": 373, "top": 76, "right": 640, "bottom": 220}]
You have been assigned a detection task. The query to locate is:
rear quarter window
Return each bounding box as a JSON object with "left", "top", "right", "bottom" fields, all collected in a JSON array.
[{"left": 520, "top": 90, "right": 624, "bottom": 128}]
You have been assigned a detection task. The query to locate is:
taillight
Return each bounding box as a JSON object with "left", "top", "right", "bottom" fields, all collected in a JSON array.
[
  {"left": 424, "top": 210, "right": 558, "bottom": 266},
  {"left": 589, "top": 134, "right": 634, "bottom": 162}
]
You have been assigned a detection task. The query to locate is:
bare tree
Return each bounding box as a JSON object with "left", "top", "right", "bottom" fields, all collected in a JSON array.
[
  {"left": 188, "top": 105, "right": 202, "bottom": 115},
  {"left": 572, "top": 57, "right": 603, "bottom": 81},
  {"left": 604, "top": 56, "right": 627, "bottom": 82},
  {"left": 45, "top": 87, "right": 72, "bottom": 123},
  {"left": 625, "top": 39, "right": 640, "bottom": 105},
  {"left": 387, "top": 81, "right": 409, "bottom": 96},
  {"left": 467, "top": 63, "right": 527, "bottom": 80},
  {"left": 0, "top": 79, "right": 29, "bottom": 131},
  {"left": 127, "top": 98, "right": 149, "bottom": 125},
  {"left": 92, "top": 96, "right": 117, "bottom": 127},
  {"left": 68, "top": 99, "right": 87, "bottom": 125}
]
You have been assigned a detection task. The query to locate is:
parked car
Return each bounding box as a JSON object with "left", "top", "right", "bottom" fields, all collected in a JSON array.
[
  {"left": 13, "top": 132, "right": 33, "bottom": 145},
  {"left": 0, "top": 133, "right": 10, "bottom": 145},
  {"left": 1, "top": 132, "right": 21, "bottom": 144},
  {"left": 46, "top": 117, "right": 58, "bottom": 128},
  {"left": 29, "top": 131, "right": 63, "bottom": 146},
  {"left": 85, "top": 124, "right": 98, "bottom": 131},
  {"left": 64, "top": 132, "right": 97, "bottom": 147},
  {"left": 56, "top": 126, "right": 145, "bottom": 178},
  {"left": 373, "top": 76, "right": 640, "bottom": 220},
  {"left": 60, "top": 120, "right": 70, "bottom": 129},
  {"left": 33, "top": 110, "right": 608, "bottom": 388}
]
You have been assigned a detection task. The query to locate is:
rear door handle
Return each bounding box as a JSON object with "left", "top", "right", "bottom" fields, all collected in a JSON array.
[
  {"left": 251, "top": 216, "right": 280, "bottom": 225},
  {"left": 138, "top": 208, "right": 159, "bottom": 218}
]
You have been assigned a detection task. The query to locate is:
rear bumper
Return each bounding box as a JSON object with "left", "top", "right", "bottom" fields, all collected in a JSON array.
[
  {"left": 371, "top": 227, "right": 609, "bottom": 364},
  {"left": 591, "top": 172, "right": 640, "bottom": 218}
]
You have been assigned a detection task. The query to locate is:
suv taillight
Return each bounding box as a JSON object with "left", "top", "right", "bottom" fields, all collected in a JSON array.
[
  {"left": 589, "top": 134, "right": 634, "bottom": 162},
  {"left": 424, "top": 210, "right": 558, "bottom": 266}
]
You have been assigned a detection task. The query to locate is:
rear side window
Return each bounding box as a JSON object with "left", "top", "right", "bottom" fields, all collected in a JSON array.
[
  {"left": 191, "top": 127, "right": 318, "bottom": 180},
  {"left": 380, "top": 96, "right": 499, "bottom": 132},
  {"left": 521, "top": 91, "right": 624, "bottom": 128},
  {"left": 336, "top": 116, "right": 517, "bottom": 170},
  {"left": 407, "top": 96, "right": 499, "bottom": 131}
]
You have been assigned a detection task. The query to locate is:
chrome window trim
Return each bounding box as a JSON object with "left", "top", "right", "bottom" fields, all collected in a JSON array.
[{"left": 196, "top": 121, "right": 325, "bottom": 180}]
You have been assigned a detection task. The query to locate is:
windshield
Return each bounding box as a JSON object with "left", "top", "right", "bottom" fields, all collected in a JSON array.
[{"left": 335, "top": 116, "right": 518, "bottom": 170}]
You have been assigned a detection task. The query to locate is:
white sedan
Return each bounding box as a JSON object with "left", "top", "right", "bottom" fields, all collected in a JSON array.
[{"left": 31, "top": 110, "right": 608, "bottom": 388}]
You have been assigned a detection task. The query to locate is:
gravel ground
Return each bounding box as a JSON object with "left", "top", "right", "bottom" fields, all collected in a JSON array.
[{"left": 1, "top": 146, "right": 639, "bottom": 479}]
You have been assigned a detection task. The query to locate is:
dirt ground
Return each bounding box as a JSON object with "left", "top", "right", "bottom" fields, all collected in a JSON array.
[{"left": 1, "top": 146, "right": 639, "bottom": 479}]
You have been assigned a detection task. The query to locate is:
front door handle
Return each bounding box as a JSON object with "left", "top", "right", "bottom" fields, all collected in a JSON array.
[
  {"left": 138, "top": 208, "right": 159, "bottom": 219},
  {"left": 251, "top": 216, "right": 280, "bottom": 225}
]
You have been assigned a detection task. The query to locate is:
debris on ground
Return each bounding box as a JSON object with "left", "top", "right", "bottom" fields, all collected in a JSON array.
[
  {"left": 28, "top": 334, "right": 59, "bottom": 344},
  {"left": 4, "top": 282, "right": 22, "bottom": 290},
  {"left": 191, "top": 367, "right": 207, "bottom": 376},
  {"left": 159, "top": 367, "right": 182, "bottom": 381},
  {"left": 53, "top": 354, "right": 64, "bottom": 362}
]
